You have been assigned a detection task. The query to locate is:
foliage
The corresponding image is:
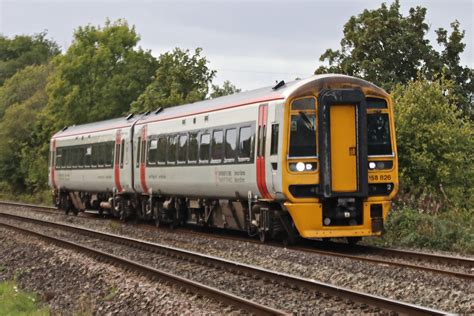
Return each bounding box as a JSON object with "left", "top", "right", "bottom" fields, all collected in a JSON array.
[
  {"left": 210, "top": 80, "right": 241, "bottom": 98},
  {"left": 365, "top": 203, "right": 473, "bottom": 254},
  {"left": 392, "top": 78, "right": 473, "bottom": 210},
  {"left": 0, "top": 281, "right": 49, "bottom": 315},
  {"left": 131, "top": 48, "right": 216, "bottom": 112},
  {"left": 0, "top": 64, "right": 53, "bottom": 193},
  {"left": 0, "top": 32, "right": 59, "bottom": 86},
  {"left": 315, "top": 0, "right": 473, "bottom": 116},
  {"left": 45, "top": 19, "right": 157, "bottom": 133}
]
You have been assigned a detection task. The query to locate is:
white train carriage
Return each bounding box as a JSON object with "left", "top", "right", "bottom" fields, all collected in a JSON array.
[{"left": 49, "top": 116, "right": 136, "bottom": 213}]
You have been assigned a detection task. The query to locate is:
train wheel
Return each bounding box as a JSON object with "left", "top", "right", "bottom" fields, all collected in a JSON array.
[{"left": 347, "top": 237, "right": 362, "bottom": 245}]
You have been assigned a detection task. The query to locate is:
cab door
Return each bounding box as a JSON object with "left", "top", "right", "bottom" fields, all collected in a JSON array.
[{"left": 318, "top": 89, "right": 368, "bottom": 198}]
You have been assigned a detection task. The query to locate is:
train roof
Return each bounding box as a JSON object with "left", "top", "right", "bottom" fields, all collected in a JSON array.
[{"left": 53, "top": 74, "right": 387, "bottom": 139}]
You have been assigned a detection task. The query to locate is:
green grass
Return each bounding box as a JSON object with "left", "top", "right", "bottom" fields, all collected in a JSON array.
[
  {"left": 0, "top": 281, "right": 49, "bottom": 315},
  {"left": 365, "top": 204, "right": 474, "bottom": 254}
]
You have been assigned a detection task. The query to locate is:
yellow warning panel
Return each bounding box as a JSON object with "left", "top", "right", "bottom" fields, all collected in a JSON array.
[{"left": 330, "top": 105, "right": 357, "bottom": 192}]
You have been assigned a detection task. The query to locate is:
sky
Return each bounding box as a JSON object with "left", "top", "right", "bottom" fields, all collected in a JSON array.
[{"left": 0, "top": 0, "right": 472, "bottom": 91}]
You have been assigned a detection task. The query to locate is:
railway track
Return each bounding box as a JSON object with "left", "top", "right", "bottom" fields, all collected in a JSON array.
[
  {"left": 0, "top": 211, "right": 448, "bottom": 315},
  {"left": 1, "top": 200, "right": 473, "bottom": 281}
]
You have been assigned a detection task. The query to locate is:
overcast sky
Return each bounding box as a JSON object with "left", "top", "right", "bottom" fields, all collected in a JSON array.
[{"left": 0, "top": 0, "right": 472, "bottom": 90}]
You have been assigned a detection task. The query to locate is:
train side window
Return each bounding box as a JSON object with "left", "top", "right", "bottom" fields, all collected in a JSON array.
[
  {"left": 211, "top": 130, "right": 224, "bottom": 162},
  {"left": 157, "top": 136, "right": 167, "bottom": 165},
  {"left": 238, "top": 126, "right": 253, "bottom": 161},
  {"left": 224, "top": 128, "right": 237, "bottom": 162},
  {"left": 56, "top": 148, "right": 62, "bottom": 169},
  {"left": 78, "top": 147, "right": 85, "bottom": 168},
  {"left": 188, "top": 132, "right": 198, "bottom": 164},
  {"left": 91, "top": 144, "right": 98, "bottom": 168},
  {"left": 98, "top": 143, "right": 105, "bottom": 168},
  {"left": 120, "top": 139, "right": 125, "bottom": 168},
  {"left": 136, "top": 137, "right": 141, "bottom": 168},
  {"left": 64, "top": 148, "right": 70, "bottom": 168},
  {"left": 177, "top": 134, "right": 188, "bottom": 164},
  {"left": 148, "top": 138, "right": 158, "bottom": 165},
  {"left": 84, "top": 146, "right": 91, "bottom": 168},
  {"left": 270, "top": 124, "right": 279, "bottom": 156},
  {"left": 167, "top": 135, "right": 177, "bottom": 164},
  {"left": 104, "top": 142, "right": 113, "bottom": 168},
  {"left": 199, "top": 133, "right": 210, "bottom": 163}
]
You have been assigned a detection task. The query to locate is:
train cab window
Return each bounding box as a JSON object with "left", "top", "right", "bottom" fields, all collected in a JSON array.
[
  {"left": 188, "top": 132, "right": 198, "bottom": 164},
  {"left": 199, "top": 133, "right": 210, "bottom": 163},
  {"left": 289, "top": 98, "right": 317, "bottom": 157},
  {"left": 270, "top": 124, "right": 279, "bottom": 155},
  {"left": 291, "top": 98, "right": 316, "bottom": 110},
  {"left": 177, "top": 134, "right": 188, "bottom": 164},
  {"left": 148, "top": 139, "right": 158, "bottom": 165},
  {"left": 157, "top": 136, "right": 167, "bottom": 165},
  {"left": 167, "top": 135, "right": 177, "bottom": 164},
  {"left": 367, "top": 113, "right": 392, "bottom": 155},
  {"left": 224, "top": 128, "right": 237, "bottom": 161},
  {"left": 84, "top": 146, "right": 92, "bottom": 168},
  {"left": 211, "top": 130, "right": 224, "bottom": 162},
  {"left": 238, "top": 126, "right": 253, "bottom": 160}
]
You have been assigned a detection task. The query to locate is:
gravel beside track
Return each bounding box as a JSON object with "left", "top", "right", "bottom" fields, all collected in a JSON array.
[
  {"left": 1, "top": 205, "right": 473, "bottom": 313},
  {"left": 0, "top": 227, "right": 233, "bottom": 314}
]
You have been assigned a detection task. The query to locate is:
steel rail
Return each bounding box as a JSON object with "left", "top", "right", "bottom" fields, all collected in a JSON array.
[
  {"left": 1, "top": 200, "right": 472, "bottom": 279},
  {"left": 0, "top": 220, "right": 287, "bottom": 316},
  {"left": 0, "top": 211, "right": 448, "bottom": 315}
]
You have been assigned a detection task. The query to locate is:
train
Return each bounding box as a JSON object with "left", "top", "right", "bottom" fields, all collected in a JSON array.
[{"left": 49, "top": 74, "right": 398, "bottom": 244}]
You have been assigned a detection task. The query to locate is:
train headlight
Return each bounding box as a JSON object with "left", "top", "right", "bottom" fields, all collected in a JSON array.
[
  {"left": 369, "top": 162, "right": 376, "bottom": 170},
  {"left": 305, "top": 163, "right": 313, "bottom": 170},
  {"left": 296, "top": 162, "right": 305, "bottom": 172}
]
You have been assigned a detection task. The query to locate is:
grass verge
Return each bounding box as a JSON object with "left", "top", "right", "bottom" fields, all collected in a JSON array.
[{"left": 0, "top": 280, "right": 49, "bottom": 315}]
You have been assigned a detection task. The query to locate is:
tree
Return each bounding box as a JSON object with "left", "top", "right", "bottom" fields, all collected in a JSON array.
[
  {"left": 315, "top": 0, "right": 472, "bottom": 117},
  {"left": 0, "top": 32, "right": 59, "bottom": 86},
  {"left": 0, "top": 64, "right": 53, "bottom": 192},
  {"left": 393, "top": 78, "right": 473, "bottom": 210},
  {"left": 210, "top": 80, "right": 241, "bottom": 98},
  {"left": 45, "top": 19, "right": 157, "bottom": 132},
  {"left": 131, "top": 48, "right": 216, "bottom": 112}
]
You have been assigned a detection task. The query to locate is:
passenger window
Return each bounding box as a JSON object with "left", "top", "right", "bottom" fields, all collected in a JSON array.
[
  {"left": 211, "top": 130, "right": 224, "bottom": 162},
  {"left": 270, "top": 124, "right": 279, "bottom": 156},
  {"left": 177, "top": 134, "right": 188, "bottom": 164},
  {"left": 238, "top": 126, "right": 253, "bottom": 160},
  {"left": 224, "top": 128, "right": 237, "bottom": 161},
  {"left": 55, "top": 148, "right": 62, "bottom": 169},
  {"left": 78, "top": 147, "right": 84, "bottom": 168},
  {"left": 106, "top": 142, "right": 114, "bottom": 167},
  {"left": 157, "top": 136, "right": 167, "bottom": 165},
  {"left": 167, "top": 135, "right": 177, "bottom": 164},
  {"left": 188, "top": 132, "right": 198, "bottom": 164},
  {"left": 148, "top": 139, "right": 158, "bottom": 165},
  {"left": 84, "top": 146, "right": 91, "bottom": 168},
  {"left": 91, "top": 144, "right": 98, "bottom": 168},
  {"left": 199, "top": 133, "right": 210, "bottom": 163}
]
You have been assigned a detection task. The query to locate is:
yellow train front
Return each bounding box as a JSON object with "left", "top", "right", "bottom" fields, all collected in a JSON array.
[{"left": 281, "top": 75, "right": 398, "bottom": 242}]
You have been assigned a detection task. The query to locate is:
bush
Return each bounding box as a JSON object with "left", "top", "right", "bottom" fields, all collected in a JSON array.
[
  {"left": 393, "top": 78, "right": 473, "bottom": 210},
  {"left": 368, "top": 203, "right": 474, "bottom": 254}
]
